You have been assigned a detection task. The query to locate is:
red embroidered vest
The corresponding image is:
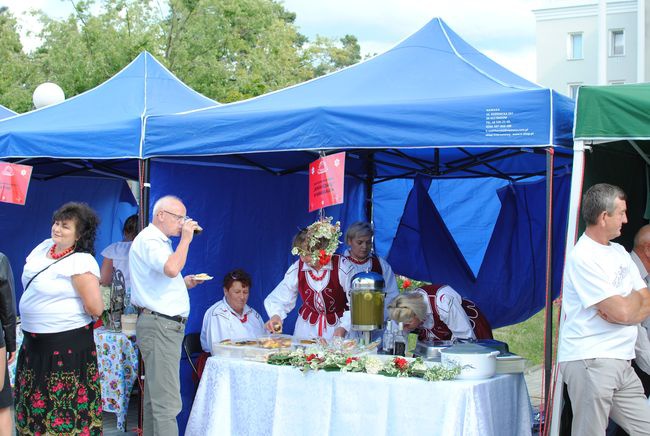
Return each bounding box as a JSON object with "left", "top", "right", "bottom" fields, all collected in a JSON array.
[
  {"left": 417, "top": 284, "right": 493, "bottom": 341},
  {"left": 297, "top": 254, "right": 348, "bottom": 327}
]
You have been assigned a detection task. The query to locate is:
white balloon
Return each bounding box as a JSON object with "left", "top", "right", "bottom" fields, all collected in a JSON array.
[{"left": 33, "top": 82, "right": 65, "bottom": 109}]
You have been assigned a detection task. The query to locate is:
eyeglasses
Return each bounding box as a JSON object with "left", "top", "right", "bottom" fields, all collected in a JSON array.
[{"left": 162, "top": 210, "right": 189, "bottom": 222}]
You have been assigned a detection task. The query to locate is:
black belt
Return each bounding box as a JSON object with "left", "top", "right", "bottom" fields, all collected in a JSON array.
[{"left": 140, "top": 308, "right": 187, "bottom": 325}]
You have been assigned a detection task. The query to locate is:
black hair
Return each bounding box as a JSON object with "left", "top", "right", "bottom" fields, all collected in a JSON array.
[{"left": 52, "top": 202, "right": 100, "bottom": 255}]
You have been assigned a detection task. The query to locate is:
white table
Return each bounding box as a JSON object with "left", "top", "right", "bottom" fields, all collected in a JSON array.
[{"left": 186, "top": 357, "right": 532, "bottom": 436}]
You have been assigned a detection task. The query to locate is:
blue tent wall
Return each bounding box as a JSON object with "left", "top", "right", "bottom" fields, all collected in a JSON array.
[
  {"left": 388, "top": 173, "right": 570, "bottom": 327},
  {"left": 0, "top": 177, "right": 137, "bottom": 300},
  {"left": 148, "top": 160, "right": 365, "bottom": 430},
  {"left": 373, "top": 177, "right": 509, "bottom": 273}
]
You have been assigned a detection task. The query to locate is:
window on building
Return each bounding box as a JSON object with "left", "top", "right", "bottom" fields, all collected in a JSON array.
[
  {"left": 568, "top": 83, "right": 582, "bottom": 99},
  {"left": 610, "top": 29, "right": 625, "bottom": 56},
  {"left": 567, "top": 32, "right": 583, "bottom": 60}
]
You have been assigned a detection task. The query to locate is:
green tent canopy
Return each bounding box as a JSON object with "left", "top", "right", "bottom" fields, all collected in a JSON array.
[
  {"left": 550, "top": 82, "right": 650, "bottom": 433},
  {"left": 574, "top": 83, "right": 650, "bottom": 141}
]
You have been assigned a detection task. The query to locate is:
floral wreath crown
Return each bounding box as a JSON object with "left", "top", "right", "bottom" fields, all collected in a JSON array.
[{"left": 291, "top": 217, "right": 342, "bottom": 266}]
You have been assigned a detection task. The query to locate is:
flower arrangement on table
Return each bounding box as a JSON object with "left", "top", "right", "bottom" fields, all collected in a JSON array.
[{"left": 267, "top": 348, "right": 461, "bottom": 382}]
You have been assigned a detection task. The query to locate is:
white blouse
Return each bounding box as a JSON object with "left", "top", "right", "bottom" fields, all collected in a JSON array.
[
  {"left": 21, "top": 239, "right": 100, "bottom": 333},
  {"left": 200, "top": 298, "right": 265, "bottom": 353}
]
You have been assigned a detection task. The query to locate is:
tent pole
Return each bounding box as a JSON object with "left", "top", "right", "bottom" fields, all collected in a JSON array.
[
  {"left": 543, "top": 147, "right": 555, "bottom": 432},
  {"left": 137, "top": 158, "right": 150, "bottom": 434},
  {"left": 365, "top": 152, "right": 375, "bottom": 222}
]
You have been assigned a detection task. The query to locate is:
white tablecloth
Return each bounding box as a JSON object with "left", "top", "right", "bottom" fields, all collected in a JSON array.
[{"left": 186, "top": 357, "right": 532, "bottom": 436}]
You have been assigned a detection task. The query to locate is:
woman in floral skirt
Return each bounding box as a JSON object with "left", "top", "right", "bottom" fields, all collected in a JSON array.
[{"left": 15, "top": 202, "right": 104, "bottom": 435}]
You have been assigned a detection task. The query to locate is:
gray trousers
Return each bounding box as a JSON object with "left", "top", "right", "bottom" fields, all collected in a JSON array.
[
  {"left": 561, "top": 358, "right": 650, "bottom": 436},
  {"left": 136, "top": 312, "right": 185, "bottom": 436}
]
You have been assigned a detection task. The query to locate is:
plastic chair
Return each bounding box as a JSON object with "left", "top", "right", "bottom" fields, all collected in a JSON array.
[{"left": 182, "top": 333, "right": 203, "bottom": 378}]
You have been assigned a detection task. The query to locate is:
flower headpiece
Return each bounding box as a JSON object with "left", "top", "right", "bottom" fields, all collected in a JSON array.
[{"left": 291, "top": 217, "right": 342, "bottom": 266}]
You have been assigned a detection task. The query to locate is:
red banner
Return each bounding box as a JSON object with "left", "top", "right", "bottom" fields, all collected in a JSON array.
[
  {"left": 0, "top": 162, "right": 33, "bottom": 205},
  {"left": 309, "top": 152, "right": 345, "bottom": 212}
]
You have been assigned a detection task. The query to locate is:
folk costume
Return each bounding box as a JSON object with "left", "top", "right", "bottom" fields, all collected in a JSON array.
[{"left": 413, "top": 284, "right": 493, "bottom": 341}]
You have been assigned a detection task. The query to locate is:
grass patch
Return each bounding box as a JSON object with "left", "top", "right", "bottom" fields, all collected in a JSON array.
[{"left": 493, "top": 305, "right": 559, "bottom": 366}]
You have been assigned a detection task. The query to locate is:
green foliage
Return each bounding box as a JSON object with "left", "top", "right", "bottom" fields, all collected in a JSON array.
[
  {"left": 0, "top": 9, "right": 42, "bottom": 112},
  {"left": 0, "top": 0, "right": 363, "bottom": 110}
]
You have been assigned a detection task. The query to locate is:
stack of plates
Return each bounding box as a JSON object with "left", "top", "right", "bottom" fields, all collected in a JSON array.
[{"left": 495, "top": 354, "right": 527, "bottom": 374}]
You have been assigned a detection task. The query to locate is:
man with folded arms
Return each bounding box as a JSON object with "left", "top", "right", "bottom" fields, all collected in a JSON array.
[
  {"left": 558, "top": 184, "right": 650, "bottom": 435},
  {"left": 130, "top": 195, "right": 203, "bottom": 435}
]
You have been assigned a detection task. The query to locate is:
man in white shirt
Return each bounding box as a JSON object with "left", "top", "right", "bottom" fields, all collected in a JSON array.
[
  {"left": 130, "top": 195, "right": 203, "bottom": 436},
  {"left": 558, "top": 184, "right": 650, "bottom": 435},
  {"left": 632, "top": 224, "right": 650, "bottom": 286}
]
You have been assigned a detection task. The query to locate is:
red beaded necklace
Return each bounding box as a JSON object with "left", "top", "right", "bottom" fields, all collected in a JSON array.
[
  {"left": 348, "top": 255, "right": 369, "bottom": 265},
  {"left": 49, "top": 244, "right": 74, "bottom": 259},
  {"left": 308, "top": 269, "right": 327, "bottom": 281}
]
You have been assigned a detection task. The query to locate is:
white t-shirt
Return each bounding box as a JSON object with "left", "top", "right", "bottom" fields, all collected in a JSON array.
[
  {"left": 200, "top": 298, "right": 265, "bottom": 352},
  {"left": 101, "top": 241, "right": 132, "bottom": 290},
  {"left": 20, "top": 239, "right": 100, "bottom": 333},
  {"left": 558, "top": 233, "right": 647, "bottom": 362},
  {"left": 129, "top": 224, "right": 190, "bottom": 317}
]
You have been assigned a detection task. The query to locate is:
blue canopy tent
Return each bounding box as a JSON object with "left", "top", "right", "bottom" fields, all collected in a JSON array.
[
  {"left": 140, "top": 18, "right": 574, "bottom": 424},
  {"left": 0, "top": 51, "right": 217, "bottom": 294},
  {"left": 0, "top": 104, "right": 16, "bottom": 120},
  {"left": 0, "top": 18, "right": 574, "bottom": 432},
  {"left": 141, "top": 16, "right": 573, "bottom": 331}
]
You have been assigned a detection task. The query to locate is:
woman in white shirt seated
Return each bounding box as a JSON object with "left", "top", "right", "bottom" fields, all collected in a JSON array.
[{"left": 200, "top": 269, "right": 265, "bottom": 353}]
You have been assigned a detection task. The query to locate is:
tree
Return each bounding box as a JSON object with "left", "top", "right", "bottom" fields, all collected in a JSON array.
[
  {"left": 31, "top": 0, "right": 162, "bottom": 97},
  {"left": 163, "top": 0, "right": 314, "bottom": 102},
  {"left": 307, "top": 34, "right": 361, "bottom": 78},
  {"left": 0, "top": 8, "right": 41, "bottom": 112},
  {"left": 8, "top": 0, "right": 363, "bottom": 105}
]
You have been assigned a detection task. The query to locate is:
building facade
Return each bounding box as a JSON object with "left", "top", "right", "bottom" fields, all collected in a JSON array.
[{"left": 534, "top": 0, "right": 648, "bottom": 98}]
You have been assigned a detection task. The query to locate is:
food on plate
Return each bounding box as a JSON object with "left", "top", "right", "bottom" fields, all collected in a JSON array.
[
  {"left": 220, "top": 339, "right": 233, "bottom": 345},
  {"left": 342, "top": 339, "right": 358, "bottom": 351},
  {"left": 299, "top": 339, "right": 317, "bottom": 345},
  {"left": 259, "top": 336, "right": 293, "bottom": 349},
  {"left": 193, "top": 273, "right": 213, "bottom": 281},
  {"left": 234, "top": 340, "right": 258, "bottom": 346}
]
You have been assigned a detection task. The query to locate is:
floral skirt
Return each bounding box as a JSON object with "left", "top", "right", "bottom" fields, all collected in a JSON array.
[{"left": 14, "top": 323, "right": 102, "bottom": 436}]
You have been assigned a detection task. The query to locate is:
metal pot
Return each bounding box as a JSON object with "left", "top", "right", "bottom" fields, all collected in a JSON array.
[
  {"left": 350, "top": 271, "right": 385, "bottom": 331},
  {"left": 440, "top": 343, "right": 500, "bottom": 380},
  {"left": 415, "top": 340, "right": 454, "bottom": 359}
]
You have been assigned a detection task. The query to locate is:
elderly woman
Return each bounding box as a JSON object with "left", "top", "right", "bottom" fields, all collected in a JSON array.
[
  {"left": 344, "top": 221, "right": 399, "bottom": 319},
  {"left": 387, "top": 284, "right": 493, "bottom": 341},
  {"left": 264, "top": 217, "right": 354, "bottom": 339},
  {"left": 15, "top": 202, "right": 104, "bottom": 435},
  {"left": 100, "top": 213, "right": 139, "bottom": 314},
  {"left": 200, "top": 269, "right": 265, "bottom": 353}
]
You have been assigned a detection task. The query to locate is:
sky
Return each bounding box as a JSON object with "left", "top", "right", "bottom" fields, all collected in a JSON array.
[{"left": 3, "top": 0, "right": 540, "bottom": 81}]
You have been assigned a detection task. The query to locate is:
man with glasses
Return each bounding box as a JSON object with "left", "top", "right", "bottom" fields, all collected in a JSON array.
[{"left": 130, "top": 195, "right": 204, "bottom": 435}]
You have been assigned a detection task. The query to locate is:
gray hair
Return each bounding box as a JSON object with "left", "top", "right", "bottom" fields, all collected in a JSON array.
[
  {"left": 152, "top": 195, "right": 183, "bottom": 216},
  {"left": 387, "top": 291, "right": 428, "bottom": 324},
  {"left": 581, "top": 183, "right": 626, "bottom": 226},
  {"left": 634, "top": 224, "right": 650, "bottom": 249},
  {"left": 345, "top": 221, "right": 373, "bottom": 243}
]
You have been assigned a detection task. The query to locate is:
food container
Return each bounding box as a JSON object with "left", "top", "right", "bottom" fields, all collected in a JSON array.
[
  {"left": 415, "top": 340, "right": 454, "bottom": 359},
  {"left": 350, "top": 271, "right": 386, "bottom": 331},
  {"left": 440, "top": 343, "right": 500, "bottom": 380},
  {"left": 120, "top": 314, "right": 137, "bottom": 336},
  {"left": 212, "top": 336, "right": 293, "bottom": 362}
]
